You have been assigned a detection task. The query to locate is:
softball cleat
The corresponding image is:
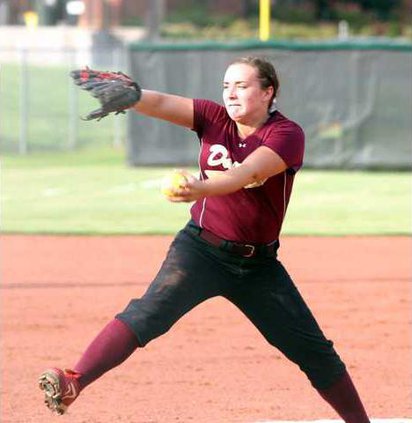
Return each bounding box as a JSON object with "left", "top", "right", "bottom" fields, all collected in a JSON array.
[{"left": 38, "top": 367, "right": 81, "bottom": 415}]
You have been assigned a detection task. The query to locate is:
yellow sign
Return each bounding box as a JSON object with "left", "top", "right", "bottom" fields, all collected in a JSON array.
[{"left": 23, "top": 11, "right": 39, "bottom": 29}]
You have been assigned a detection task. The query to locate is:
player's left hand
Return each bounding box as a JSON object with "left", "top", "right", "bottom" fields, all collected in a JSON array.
[{"left": 166, "top": 170, "right": 207, "bottom": 203}]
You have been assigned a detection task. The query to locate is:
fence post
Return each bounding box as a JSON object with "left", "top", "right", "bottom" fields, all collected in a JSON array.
[
  {"left": 68, "top": 48, "right": 78, "bottom": 150},
  {"left": 19, "top": 48, "right": 28, "bottom": 154},
  {"left": 112, "top": 46, "right": 123, "bottom": 148}
]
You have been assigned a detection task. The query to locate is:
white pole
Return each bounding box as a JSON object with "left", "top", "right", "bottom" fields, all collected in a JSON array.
[
  {"left": 68, "top": 49, "right": 78, "bottom": 150},
  {"left": 112, "top": 46, "right": 123, "bottom": 148},
  {"left": 19, "top": 48, "right": 28, "bottom": 155}
]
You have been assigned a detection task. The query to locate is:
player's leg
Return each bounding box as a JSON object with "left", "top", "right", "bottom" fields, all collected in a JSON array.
[
  {"left": 39, "top": 225, "right": 226, "bottom": 414},
  {"left": 224, "top": 257, "right": 369, "bottom": 423},
  {"left": 114, "top": 225, "right": 227, "bottom": 347}
]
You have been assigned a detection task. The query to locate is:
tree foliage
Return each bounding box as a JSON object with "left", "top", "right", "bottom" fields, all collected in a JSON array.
[{"left": 311, "top": 0, "right": 402, "bottom": 21}]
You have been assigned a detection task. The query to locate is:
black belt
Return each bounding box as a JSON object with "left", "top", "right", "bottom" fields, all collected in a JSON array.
[{"left": 187, "top": 223, "right": 278, "bottom": 258}]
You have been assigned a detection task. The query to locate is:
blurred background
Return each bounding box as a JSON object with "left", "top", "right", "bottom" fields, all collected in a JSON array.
[{"left": 0, "top": 0, "right": 411, "bottom": 235}]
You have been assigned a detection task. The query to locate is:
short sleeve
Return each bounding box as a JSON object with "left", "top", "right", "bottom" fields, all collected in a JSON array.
[
  {"left": 263, "top": 122, "right": 305, "bottom": 171},
  {"left": 193, "top": 99, "right": 227, "bottom": 138}
]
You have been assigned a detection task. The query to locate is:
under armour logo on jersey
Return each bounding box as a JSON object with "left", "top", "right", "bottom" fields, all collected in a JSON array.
[{"left": 238, "top": 143, "right": 246, "bottom": 148}]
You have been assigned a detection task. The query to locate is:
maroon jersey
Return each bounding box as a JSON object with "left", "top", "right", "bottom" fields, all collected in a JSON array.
[{"left": 190, "top": 99, "right": 305, "bottom": 244}]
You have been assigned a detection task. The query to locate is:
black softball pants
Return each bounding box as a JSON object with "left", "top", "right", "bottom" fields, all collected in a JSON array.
[{"left": 116, "top": 221, "right": 346, "bottom": 390}]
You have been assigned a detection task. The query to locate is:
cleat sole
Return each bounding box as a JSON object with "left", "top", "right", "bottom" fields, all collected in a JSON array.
[{"left": 38, "top": 372, "right": 67, "bottom": 415}]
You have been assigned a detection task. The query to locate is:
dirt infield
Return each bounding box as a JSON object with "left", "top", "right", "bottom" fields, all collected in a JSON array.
[{"left": 1, "top": 235, "right": 411, "bottom": 423}]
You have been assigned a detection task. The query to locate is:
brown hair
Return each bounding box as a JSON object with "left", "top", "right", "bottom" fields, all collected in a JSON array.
[{"left": 230, "top": 56, "right": 279, "bottom": 104}]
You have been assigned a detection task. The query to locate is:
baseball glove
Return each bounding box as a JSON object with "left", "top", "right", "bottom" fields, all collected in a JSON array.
[{"left": 70, "top": 67, "right": 142, "bottom": 121}]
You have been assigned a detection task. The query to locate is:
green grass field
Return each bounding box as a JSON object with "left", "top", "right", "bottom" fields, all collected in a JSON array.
[{"left": 1, "top": 147, "right": 410, "bottom": 236}]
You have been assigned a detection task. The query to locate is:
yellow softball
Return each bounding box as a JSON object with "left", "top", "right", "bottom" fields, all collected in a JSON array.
[{"left": 161, "top": 170, "right": 188, "bottom": 197}]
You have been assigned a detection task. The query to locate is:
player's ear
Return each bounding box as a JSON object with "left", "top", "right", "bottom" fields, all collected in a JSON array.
[
  {"left": 265, "top": 86, "right": 274, "bottom": 100},
  {"left": 262, "top": 86, "right": 274, "bottom": 106}
]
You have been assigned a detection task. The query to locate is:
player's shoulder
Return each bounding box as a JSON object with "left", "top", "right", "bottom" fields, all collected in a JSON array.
[
  {"left": 270, "top": 111, "right": 305, "bottom": 139},
  {"left": 272, "top": 111, "right": 303, "bottom": 130},
  {"left": 194, "top": 98, "right": 225, "bottom": 114},
  {"left": 193, "top": 99, "right": 228, "bottom": 130}
]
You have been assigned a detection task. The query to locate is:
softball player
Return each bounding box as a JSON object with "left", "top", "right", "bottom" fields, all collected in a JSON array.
[{"left": 39, "top": 57, "right": 370, "bottom": 422}]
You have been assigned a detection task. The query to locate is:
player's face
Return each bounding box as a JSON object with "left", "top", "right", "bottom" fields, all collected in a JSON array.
[{"left": 223, "top": 63, "right": 272, "bottom": 125}]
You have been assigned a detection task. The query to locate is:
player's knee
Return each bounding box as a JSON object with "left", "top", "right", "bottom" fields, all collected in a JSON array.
[
  {"left": 298, "top": 353, "right": 347, "bottom": 390},
  {"left": 115, "top": 298, "right": 176, "bottom": 348},
  {"left": 269, "top": 336, "right": 347, "bottom": 390}
]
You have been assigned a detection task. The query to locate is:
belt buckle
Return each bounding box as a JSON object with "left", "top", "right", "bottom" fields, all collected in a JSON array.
[{"left": 243, "top": 244, "right": 255, "bottom": 258}]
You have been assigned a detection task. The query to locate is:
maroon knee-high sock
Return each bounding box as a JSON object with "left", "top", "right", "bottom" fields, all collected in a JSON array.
[
  {"left": 317, "top": 371, "right": 370, "bottom": 423},
  {"left": 73, "top": 318, "right": 140, "bottom": 390}
]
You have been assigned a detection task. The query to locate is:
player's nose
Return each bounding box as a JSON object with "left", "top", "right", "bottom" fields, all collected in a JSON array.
[{"left": 228, "top": 87, "right": 237, "bottom": 99}]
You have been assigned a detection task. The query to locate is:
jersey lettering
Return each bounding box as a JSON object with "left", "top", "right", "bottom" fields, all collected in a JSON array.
[
  {"left": 206, "top": 144, "right": 266, "bottom": 189},
  {"left": 207, "top": 144, "right": 234, "bottom": 169}
]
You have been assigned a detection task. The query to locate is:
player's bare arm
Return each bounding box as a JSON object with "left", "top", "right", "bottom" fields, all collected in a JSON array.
[
  {"left": 69, "top": 69, "right": 194, "bottom": 126},
  {"left": 133, "top": 90, "right": 194, "bottom": 129},
  {"left": 170, "top": 146, "right": 287, "bottom": 203}
]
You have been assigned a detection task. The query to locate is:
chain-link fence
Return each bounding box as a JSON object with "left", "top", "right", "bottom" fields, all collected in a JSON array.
[
  {"left": 2, "top": 37, "right": 412, "bottom": 171},
  {"left": 0, "top": 43, "right": 128, "bottom": 154}
]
